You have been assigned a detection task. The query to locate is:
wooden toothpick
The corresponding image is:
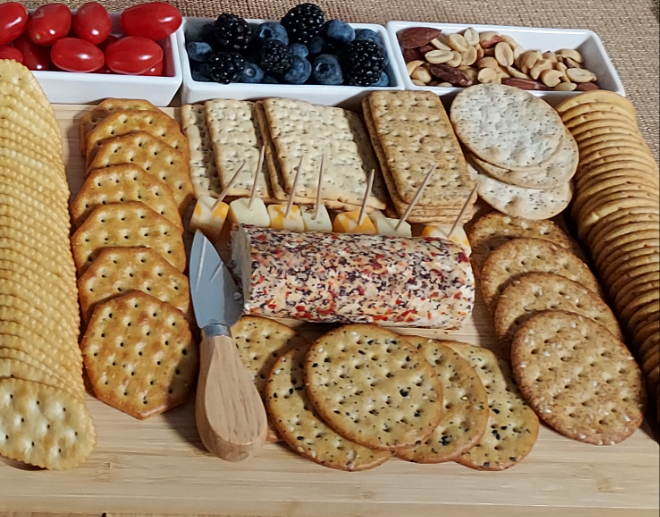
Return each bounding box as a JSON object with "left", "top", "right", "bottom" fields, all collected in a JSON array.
[
  {"left": 395, "top": 164, "right": 437, "bottom": 232},
  {"left": 212, "top": 161, "right": 246, "bottom": 211},
  {"left": 447, "top": 182, "right": 479, "bottom": 239},
  {"left": 285, "top": 156, "right": 304, "bottom": 219},
  {"left": 314, "top": 154, "right": 325, "bottom": 220},
  {"left": 358, "top": 169, "right": 376, "bottom": 225},
  {"left": 248, "top": 146, "right": 266, "bottom": 210}
]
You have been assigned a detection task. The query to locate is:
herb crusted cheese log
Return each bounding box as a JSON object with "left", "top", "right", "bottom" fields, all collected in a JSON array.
[{"left": 231, "top": 226, "right": 475, "bottom": 329}]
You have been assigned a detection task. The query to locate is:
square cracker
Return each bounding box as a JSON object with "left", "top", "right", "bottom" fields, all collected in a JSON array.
[
  {"left": 205, "top": 100, "right": 271, "bottom": 199},
  {"left": 181, "top": 104, "right": 222, "bottom": 198},
  {"left": 260, "top": 98, "right": 387, "bottom": 210}
]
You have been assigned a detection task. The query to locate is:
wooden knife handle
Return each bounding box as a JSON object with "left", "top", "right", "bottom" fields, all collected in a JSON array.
[{"left": 195, "top": 328, "right": 267, "bottom": 462}]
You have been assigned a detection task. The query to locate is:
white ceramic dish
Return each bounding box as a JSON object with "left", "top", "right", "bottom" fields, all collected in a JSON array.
[
  {"left": 387, "top": 21, "right": 625, "bottom": 105},
  {"left": 178, "top": 17, "right": 404, "bottom": 110},
  {"left": 32, "top": 11, "right": 182, "bottom": 106}
]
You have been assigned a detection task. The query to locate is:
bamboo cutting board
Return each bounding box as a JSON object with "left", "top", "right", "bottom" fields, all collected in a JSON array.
[{"left": 0, "top": 105, "right": 658, "bottom": 517}]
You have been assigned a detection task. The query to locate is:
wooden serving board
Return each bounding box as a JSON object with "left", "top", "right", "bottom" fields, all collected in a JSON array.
[{"left": 0, "top": 105, "right": 658, "bottom": 517}]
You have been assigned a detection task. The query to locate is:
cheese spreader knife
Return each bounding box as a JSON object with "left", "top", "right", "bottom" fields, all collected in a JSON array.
[{"left": 189, "top": 230, "right": 267, "bottom": 462}]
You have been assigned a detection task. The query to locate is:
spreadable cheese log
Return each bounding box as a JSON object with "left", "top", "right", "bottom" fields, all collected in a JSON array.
[{"left": 231, "top": 226, "right": 475, "bottom": 329}]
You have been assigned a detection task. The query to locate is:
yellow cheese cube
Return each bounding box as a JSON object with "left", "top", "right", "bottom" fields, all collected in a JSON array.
[
  {"left": 332, "top": 210, "right": 377, "bottom": 235},
  {"left": 421, "top": 224, "right": 472, "bottom": 255},
  {"left": 228, "top": 197, "right": 270, "bottom": 228},
  {"left": 190, "top": 195, "right": 229, "bottom": 242},
  {"left": 301, "top": 206, "right": 333, "bottom": 233},
  {"left": 374, "top": 217, "right": 412, "bottom": 238},
  {"left": 268, "top": 204, "right": 305, "bottom": 232}
]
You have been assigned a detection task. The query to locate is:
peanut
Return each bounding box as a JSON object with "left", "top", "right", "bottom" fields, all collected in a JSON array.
[
  {"left": 425, "top": 50, "right": 454, "bottom": 65},
  {"left": 461, "top": 46, "right": 478, "bottom": 67},
  {"left": 554, "top": 82, "right": 577, "bottom": 91},
  {"left": 567, "top": 68, "right": 597, "bottom": 83},
  {"left": 495, "top": 42, "right": 515, "bottom": 67},
  {"left": 557, "top": 48, "right": 584, "bottom": 64},
  {"left": 478, "top": 67, "right": 501, "bottom": 84},
  {"left": 463, "top": 28, "right": 480, "bottom": 46},
  {"left": 406, "top": 60, "right": 426, "bottom": 76},
  {"left": 542, "top": 51, "right": 558, "bottom": 65},
  {"left": 540, "top": 69, "right": 564, "bottom": 88},
  {"left": 501, "top": 35, "right": 519, "bottom": 49},
  {"left": 479, "top": 31, "right": 504, "bottom": 48},
  {"left": 411, "top": 66, "right": 433, "bottom": 84},
  {"left": 478, "top": 57, "right": 499, "bottom": 69},
  {"left": 447, "top": 51, "right": 463, "bottom": 67},
  {"left": 447, "top": 33, "right": 470, "bottom": 52},
  {"left": 430, "top": 37, "right": 452, "bottom": 51},
  {"left": 411, "top": 79, "right": 426, "bottom": 86},
  {"left": 520, "top": 50, "right": 542, "bottom": 74},
  {"left": 507, "top": 66, "right": 530, "bottom": 79},
  {"left": 530, "top": 59, "right": 553, "bottom": 80}
]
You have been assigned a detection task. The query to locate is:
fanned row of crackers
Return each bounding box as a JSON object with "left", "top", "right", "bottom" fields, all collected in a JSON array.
[
  {"left": 0, "top": 60, "right": 95, "bottom": 470},
  {"left": 558, "top": 91, "right": 660, "bottom": 423},
  {"left": 72, "top": 99, "right": 198, "bottom": 420},
  {"left": 468, "top": 211, "right": 646, "bottom": 445}
]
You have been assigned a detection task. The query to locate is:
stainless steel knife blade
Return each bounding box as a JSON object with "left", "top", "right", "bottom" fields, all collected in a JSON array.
[{"left": 189, "top": 231, "right": 243, "bottom": 330}]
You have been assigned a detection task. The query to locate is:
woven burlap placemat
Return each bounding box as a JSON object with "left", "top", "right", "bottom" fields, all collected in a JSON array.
[{"left": 23, "top": 0, "right": 660, "bottom": 160}]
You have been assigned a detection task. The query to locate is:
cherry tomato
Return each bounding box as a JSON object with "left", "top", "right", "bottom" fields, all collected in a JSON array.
[
  {"left": 0, "top": 2, "right": 28, "bottom": 46},
  {"left": 13, "top": 33, "right": 51, "bottom": 70},
  {"left": 105, "top": 36, "right": 163, "bottom": 75},
  {"left": 72, "top": 2, "right": 111, "bottom": 45},
  {"left": 27, "top": 3, "right": 72, "bottom": 46},
  {"left": 120, "top": 2, "right": 182, "bottom": 41},
  {"left": 97, "top": 34, "right": 119, "bottom": 52},
  {"left": 140, "top": 59, "right": 163, "bottom": 76},
  {"left": 51, "top": 37, "right": 104, "bottom": 72},
  {"left": 0, "top": 45, "right": 23, "bottom": 63}
]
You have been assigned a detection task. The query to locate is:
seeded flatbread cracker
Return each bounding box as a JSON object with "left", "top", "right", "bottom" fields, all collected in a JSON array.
[
  {"left": 397, "top": 338, "right": 489, "bottom": 464},
  {"left": 480, "top": 238, "right": 602, "bottom": 311},
  {"left": 304, "top": 324, "right": 443, "bottom": 450},
  {"left": 511, "top": 311, "right": 646, "bottom": 445},
  {"left": 447, "top": 343, "right": 539, "bottom": 471},
  {"left": 81, "top": 292, "right": 198, "bottom": 420},
  {"left": 266, "top": 347, "right": 392, "bottom": 471}
]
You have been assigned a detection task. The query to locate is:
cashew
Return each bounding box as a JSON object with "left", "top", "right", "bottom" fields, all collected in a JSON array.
[
  {"left": 530, "top": 59, "right": 553, "bottom": 80},
  {"left": 406, "top": 60, "right": 426, "bottom": 75},
  {"left": 520, "top": 50, "right": 542, "bottom": 74},
  {"left": 425, "top": 50, "right": 454, "bottom": 65},
  {"left": 542, "top": 51, "right": 558, "bottom": 65},
  {"left": 540, "top": 69, "right": 564, "bottom": 88},
  {"left": 478, "top": 67, "right": 501, "bottom": 84},
  {"left": 554, "top": 82, "right": 577, "bottom": 91},
  {"left": 567, "top": 68, "right": 597, "bottom": 83},
  {"left": 447, "top": 33, "right": 469, "bottom": 52},
  {"left": 564, "top": 57, "right": 583, "bottom": 69},
  {"left": 556, "top": 62, "right": 569, "bottom": 81},
  {"left": 513, "top": 45, "right": 526, "bottom": 62},
  {"left": 557, "top": 48, "right": 584, "bottom": 64}
]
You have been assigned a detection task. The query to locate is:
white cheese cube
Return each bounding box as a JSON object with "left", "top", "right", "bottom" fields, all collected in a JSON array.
[
  {"left": 301, "top": 205, "right": 333, "bottom": 233},
  {"left": 228, "top": 198, "right": 270, "bottom": 228}
]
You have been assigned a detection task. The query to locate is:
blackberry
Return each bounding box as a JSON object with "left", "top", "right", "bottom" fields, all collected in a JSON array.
[
  {"left": 207, "top": 52, "right": 246, "bottom": 84},
  {"left": 281, "top": 3, "right": 324, "bottom": 44},
  {"left": 212, "top": 13, "right": 252, "bottom": 52},
  {"left": 259, "top": 40, "right": 294, "bottom": 75},
  {"left": 342, "top": 40, "right": 386, "bottom": 86}
]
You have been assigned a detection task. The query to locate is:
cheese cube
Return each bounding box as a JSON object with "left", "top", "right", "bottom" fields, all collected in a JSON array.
[
  {"left": 332, "top": 210, "right": 377, "bottom": 235},
  {"left": 190, "top": 195, "right": 229, "bottom": 242},
  {"left": 301, "top": 205, "right": 332, "bottom": 233},
  {"left": 228, "top": 198, "right": 270, "bottom": 228},
  {"left": 421, "top": 224, "right": 472, "bottom": 254},
  {"left": 268, "top": 204, "right": 305, "bottom": 232},
  {"left": 374, "top": 217, "right": 412, "bottom": 238}
]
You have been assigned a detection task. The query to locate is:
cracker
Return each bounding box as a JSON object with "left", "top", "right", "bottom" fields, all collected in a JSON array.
[
  {"left": 396, "top": 338, "right": 489, "bottom": 464},
  {"left": 574, "top": 184, "right": 658, "bottom": 229},
  {"left": 0, "top": 378, "right": 96, "bottom": 470},
  {"left": 447, "top": 343, "right": 539, "bottom": 471},
  {"left": 0, "top": 123, "right": 60, "bottom": 163},
  {"left": 494, "top": 272, "right": 623, "bottom": 352},
  {"left": 511, "top": 311, "right": 646, "bottom": 445},
  {"left": 304, "top": 324, "right": 443, "bottom": 450},
  {"left": 556, "top": 90, "right": 637, "bottom": 117},
  {"left": 0, "top": 143, "right": 66, "bottom": 185},
  {"left": 480, "top": 237, "right": 602, "bottom": 311},
  {"left": 181, "top": 104, "right": 222, "bottom": 198},
  {"left": 0, "top": 192, "right": 70, "bottom": 242},
  {"left": 560, "top": 102, "right": 638, "bottom": 126},
  {"left": 466, "top": 212, "right": 577, "bottom": 277},
  {"left": 70, "top": 202, "right": 186, "bottom": 274},
  {"left": 580, "top": 199, "right": 660, "bottom": 236},
  {"left": 577, "top": 132, "right": 647, "bottom": 153},
  {"left": 469, "top": 129, "right": 578, "bottom": 190},
  {"left": 591, "top": 221, "right": 660, "bottom": 263},
  {"left": 266, "top": 347, "right": 392, "bottom": 471},
  {"left": 564, "top": 112, "right": 638, "bottom": 130},
  {"left": 88, "top": 131, "right": 194, "bottom": 214},
  {"left": 0, "top": 84, "right": 61, "bottom": 144},
  {"left": 471, "top": 164, "right": 572, "bottom": 220},
  {"left": 0, "top": 60, "right": 52, "bottom": 110},
  {"left": 81, "top": 292, "right": 198, "bottom": 420},
  {"left": 450, "top": 84, "right": 564, "bottom": 170},
  {"left": 365, "top": 91, "right": 473, "bottom": 206},
  {"left": 71, "top": 164, "right": 183, "bottom": 230},
  {"left": 569, "top": 119, "right": 639, "bottom": 138},
  {"left": 0, "top": 166, "right": 70, "bottom": 219},
  {"left": 261, "top": 98, "right": 386, "bottom": 209},
  {"left": 0, "top": 182, "right": 70, "bottom": 233},
  {"left": 591, "top": 216, "right": 660, "bottom": 264},
  {"left": 77, "top": 247, "right": 192, "bottom": 324},
  {"left": 602, "top": 243, "right": 660, "bottom": 288}
]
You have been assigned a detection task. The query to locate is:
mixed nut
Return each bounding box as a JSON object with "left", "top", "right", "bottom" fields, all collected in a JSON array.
[{"left": 398, "top": 26, "right": 600, "bottom": 91}]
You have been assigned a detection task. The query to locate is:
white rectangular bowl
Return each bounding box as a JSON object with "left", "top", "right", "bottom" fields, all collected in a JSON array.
[
  {"left": 33, "top": 11, "right": 182, "bottom": 106},
  {"left": 387, "top": 21, "right": 625, "bottom": 106},
  {"left": 179, "top": 17, "right": 404, "bottom": 110}
]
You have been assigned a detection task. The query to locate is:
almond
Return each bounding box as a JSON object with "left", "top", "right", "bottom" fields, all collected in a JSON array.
[
  {"left": 429, "top": 64, "right": 474, "bottom": 86},
  {"left": 447, "top": 33, "right": 469, "bottom": 52},
  {"left": 425, "top": 49, "right": 454, "bottom": 65},
  {"left": 403, "top": 47, "right": 423, "bottom": 63},
  {"left": 502, "top": 77, "right": 546, "bottom": 90},
  {"left": 463, "top": 28, "right": 480, "bottom": 46},
  {"left": 479, "top": 31, "right": 504, "bottom": 49},
  {"left": 398, "top": 27, "right": 442, "bottom": 49},
  {"left": 495, "top": 42, "right": 515, "bottom": 67},
  {"left": 567, "top": 68, "right": 597, "bottom": 83},
  {"left": 419, "top": 44, "right": 436, "bottom": 55},
  {"left": 576, "top": 82, "right": 600, "bottom": 91}
]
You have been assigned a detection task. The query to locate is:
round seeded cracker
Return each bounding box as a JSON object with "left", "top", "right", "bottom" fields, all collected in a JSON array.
[
  {"left": 511, "top": 311, "right": 646, "bottom": 445},
  {"left": 304, "top": 324, "right": 443, "bottom": 450},
  {"left": 266, "top": 347, "right": 392, "bottom": 471}
]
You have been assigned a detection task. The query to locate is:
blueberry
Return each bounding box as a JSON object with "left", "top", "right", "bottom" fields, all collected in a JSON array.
[
  {"left": 311, "top": 54, "right": 344, "bottom": 85},
  {"left": 307, "top": 36, "right": 325, "bottom": 56},
  {"left": 255, "top": 22, "right": 289, "bottom": 46},
  {"left": 240, "top": 62, "right": 265, "bottom": 83},
  {"left": 321, "top": 20, "right": 355, "bottom": 46},
  {"left": 373, "top": 71, "right": 390, "bottom": 87},
  {"left": 284, "top": 57, "right": 312, "bottom": 84},
  {"left": 191, "top": 63, "right": 212, "bottom": 82},
  {"left": 355, "top": 28, "right": 382, "bottom": 45},
  {"left": 190, "top": 23, "right": 215, "bottom": 45},
  {"left": 263, "top": 75, "right": 280, "bottom": 84},
  {"left": 290, "top": 43, "right": 309, "bottom": 59},
  {"left": 187, "top": 41, "right": 213, "bottom": 63}
]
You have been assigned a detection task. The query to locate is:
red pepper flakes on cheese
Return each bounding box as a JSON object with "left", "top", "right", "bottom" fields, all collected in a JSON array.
[{"left": 231, "top": 226, "right": 475, "bottom": 329}]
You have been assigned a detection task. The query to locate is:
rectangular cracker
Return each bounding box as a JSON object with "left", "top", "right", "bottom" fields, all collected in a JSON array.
[
  {"left": 205, "top": 100, "right": 271, "bottom": 199},
  {"left": 364, "top": 91, "right": 473, "bottom": 207},
  {"left": 181, "top": 104, "right": 222, "bottom": 199},
  {"left": 260, "top": 98, "right": 387, "bottom": 210}
]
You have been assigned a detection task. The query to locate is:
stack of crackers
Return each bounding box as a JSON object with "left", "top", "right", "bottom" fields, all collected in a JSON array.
[
  {"left": 451, "top": 84, "right": 577, "bottom": 220},
  {"left": 72, "top": 100, "right": 198, "bottom": 420},
  {"left": 468, "top": 211, "right": 647, "bottom": 445},
  {"left": 0, "top": 60, "right": 96, "bottom": 470},
  {"left": 558, "top": 91, "right": 660, "bottom": 422},
  {"left": 364, "top": 90, "right": 477, "bottom": 224}
]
